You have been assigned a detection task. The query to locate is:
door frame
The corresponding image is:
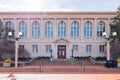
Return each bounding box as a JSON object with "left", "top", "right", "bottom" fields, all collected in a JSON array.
[{"left": 57, "top": 45, "right": 66, "bottom": 59}]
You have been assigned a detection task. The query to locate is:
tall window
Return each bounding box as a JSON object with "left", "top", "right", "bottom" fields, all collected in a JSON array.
[
  {"left": 86, "top": 45, "right": 92, "bottom": 53},
  {"left": 19, "top": 45, "right": 24, "bottom": 50},
  {"left": 71, "top": 21, "right": 79, "bottom": 38},
  {"left": 45, "top": 45, "right": 51, "bottom": 53},
  {"left": 97, "top": 21, "right": 105, "bottom": 37},
  {"left": 32, "top": 21, "right": 40, "bottom": 38},
  {"left": 73, "top": 45, "right": 78, "bottom": 51},
  {"left": 32, "top": 45, "right": 38, "bottom": 53},
  {"left": 19, "top": 21, "right": 27, "bottom": 37},
  {"left": 84, "top": 21, "right": 92, "bottom": 38},
  {"left": 6, "top": 21, "right": 14, "bottom": 30},
  {"left": 110, "top": 21, "right": 116, "bottom": 35},
  {"left": 99, "top": 45, "right": 105, "bottom": 52},
  {"left": 45, "top": 21, "right": 53, "bottom": 38},
  {"left": 58, "top": 21, "right": 66, "bottom": 38}
]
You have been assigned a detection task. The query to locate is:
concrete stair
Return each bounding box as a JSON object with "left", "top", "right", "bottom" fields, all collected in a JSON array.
[{"left": 31, "top": 59, "right": 93, "bottom": 66}]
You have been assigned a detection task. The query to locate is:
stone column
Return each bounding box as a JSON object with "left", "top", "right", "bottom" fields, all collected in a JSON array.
[
  {"left": 41, "top": 18, "right": 44, "bottom": 40},
  {"left": 54, "top": 18, "right": 57, "bottom": 40},
  {"left": 67, "top": 18, "right": 70, "bottom": 40},
  {"left": 107, "top": 18, "right": 110, "bottom": 35},
  {"left": 15, "top": 18, "right": 19, "bottom": 37},
  {"left": 80, "top": 18, "right": 84, "bottom": 40},
  {"left": 27, "top": 18, "right": 31, "bottom": 40},
  {"left": 93, "top": 18, "right": 97, "bottom": 40}
]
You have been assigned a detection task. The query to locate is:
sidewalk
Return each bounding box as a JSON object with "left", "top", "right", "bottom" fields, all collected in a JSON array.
[{"left": 0, "top": 64, "right": 120, "bottom": 73}]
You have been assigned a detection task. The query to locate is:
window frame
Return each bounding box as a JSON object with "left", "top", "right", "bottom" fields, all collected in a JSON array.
[
  {"left": 45, "top": 21, "right": 53, "bottom": 38},
  {"left": 84, "top": 21, "right": 92, "bottom": 38},
  {"left": 71, "top": 21, "right": 79, "bottom": 38},
  {"left": 32, "top": 21, "right": 40, "bottom": 38},
  {"left": 58, "top": 21, "right": 66, "bottom": 38}
]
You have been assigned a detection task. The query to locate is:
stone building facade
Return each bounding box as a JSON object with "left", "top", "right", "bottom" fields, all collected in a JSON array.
[{"left": 0, "top": 12, "right": 116, "bottom": 59}]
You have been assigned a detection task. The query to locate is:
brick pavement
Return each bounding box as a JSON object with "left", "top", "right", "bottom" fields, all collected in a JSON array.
[{"left": 0, "top": 65, "right": 120, "bottom": 73}]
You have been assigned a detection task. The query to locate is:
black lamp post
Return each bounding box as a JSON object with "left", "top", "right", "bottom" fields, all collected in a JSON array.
[
  {"left": 50, "top": 49, "right": 52, "bottom": 58},
  {"left": 71, "top": 49, "right": 74, "bottom": 58}
]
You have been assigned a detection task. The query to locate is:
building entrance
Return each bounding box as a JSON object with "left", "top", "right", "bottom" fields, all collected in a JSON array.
[{"left": 58, "top": 45, "right": 66, "bottom": 59}]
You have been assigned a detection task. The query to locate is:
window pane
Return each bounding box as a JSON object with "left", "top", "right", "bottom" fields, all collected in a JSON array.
[
  {"left": 6, "top": 21, "right": 14, "bottom": 30},
  {"left": 19, "top": 21, "right": 27, "bottom": 37},
  {"left": 97, "top": 21, "right": 105, "bottom": 37},
  {"left": 32, "top": 45, "right": 38, "bottom": 53},
  {"left": 99, "top": 45, "right": 105, "bottom": 52},
  {"left": 86, "top": 45, "right": 92, "bottom": 53},
  {"left": 32, "top": 21, "right": 40, "bottom": 37},
  {"left": 45, "top": 21, "right": 53, "bottom": 38},
  {"left": 84, "top": 21, "right": 92, "bottom": 38},
  {"left": 45, "top": 45, "right": 51, "bottom": 53},
  {"left": 71, "top": 21, "right": 79, "bottom": 38},
  {"left": 73, "top": 45, "right": 78, "bottom": 51},
  {"left": 58, "top": 21, "right": 66, "bottom": 38}
]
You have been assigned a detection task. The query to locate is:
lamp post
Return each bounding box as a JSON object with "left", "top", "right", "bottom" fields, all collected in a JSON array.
[
  {"left": 8, "top": 32, "right": 22, "bottom": 68},
  {"left": 71, "top": 49, "right": 74, "bottom": 58},
  {"left": 103, "top": 31, "right": 117, "bottom": 60},
  {"left": 50, "top": 49, "right": 52, "bottom": 58}
]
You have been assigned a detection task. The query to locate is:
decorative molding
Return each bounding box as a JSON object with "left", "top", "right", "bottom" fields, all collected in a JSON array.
[
  {"left": 3, "top": 18, "right": 14, "bottom": 20},
  {"left": 53, "top": 38, "right": 70, "bottom": 43},
  {"left": 16, "top": 18, "right": 28, "bottom": 20},
  {"left": 30, "top": 18, "right": 41, "bottom": 20}
]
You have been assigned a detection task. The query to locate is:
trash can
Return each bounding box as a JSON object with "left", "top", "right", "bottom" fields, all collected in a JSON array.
[
  {"left": 105, "top": 60, "right": 112, "bottom": 68},
  {"left": 111, "top": 60, "right": 117, "bottom": 68},
  {"left": 105, "top": 60, "right": 117, "bottom": 68}
]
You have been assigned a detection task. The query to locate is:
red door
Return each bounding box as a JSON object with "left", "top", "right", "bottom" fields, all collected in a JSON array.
[{"left": 58, "top": 45, "right": 66, "bottom": 59}]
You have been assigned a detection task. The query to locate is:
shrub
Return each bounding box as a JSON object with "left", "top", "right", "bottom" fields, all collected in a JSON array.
[
  {"left": 117, "top": 58, "right": 120, "bottom": 63},
  {"left": 95, "top": 56, "right": 106, "bottom": 61},
  {"left": 4, "top": 58, "right": 12, "bottom": 63}
]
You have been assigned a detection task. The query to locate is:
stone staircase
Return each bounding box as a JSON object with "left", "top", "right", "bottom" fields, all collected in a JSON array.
[{"left": 29, "top": 58, "right": 94, "bottom": 66}]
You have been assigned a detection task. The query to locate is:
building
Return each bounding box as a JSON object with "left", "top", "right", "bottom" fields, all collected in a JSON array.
[{"left": 0, "top": 12, "right": 116, "bottom": 59}]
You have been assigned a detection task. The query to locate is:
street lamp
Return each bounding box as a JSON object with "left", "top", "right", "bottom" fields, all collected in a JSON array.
[
  {"left": 50, "top": 49, "right": 52, "bottom": 58},
  {"left": 103, "top": 31, "right": 117, "bottom": 60},
  {"left": 8, "top": 31, "right": 22, "bottom": 68},
  {"left": 71, "top": 49, "right": 74, "bottom": 59}
]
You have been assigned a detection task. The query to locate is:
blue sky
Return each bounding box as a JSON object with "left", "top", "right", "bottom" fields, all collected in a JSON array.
[{"left": 0, "top": 0, "right": 119, "bottom": 12}]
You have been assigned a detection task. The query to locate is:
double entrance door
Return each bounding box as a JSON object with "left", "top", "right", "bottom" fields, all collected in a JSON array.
[{"left": 58, "top": 45, "right": 66, "bottom": 59}]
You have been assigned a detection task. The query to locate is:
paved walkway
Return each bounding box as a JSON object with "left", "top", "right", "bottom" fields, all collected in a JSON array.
[
  {"left": 0, "top": 73, "right": 120, "bottom": 80},
  {"left": 0, "top": 64, "right": 120, "bottom": 73}
]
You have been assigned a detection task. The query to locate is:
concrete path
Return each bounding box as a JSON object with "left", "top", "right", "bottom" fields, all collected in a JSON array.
[{"left": 0, "top": 73, "right": 120, "bottom": 80}]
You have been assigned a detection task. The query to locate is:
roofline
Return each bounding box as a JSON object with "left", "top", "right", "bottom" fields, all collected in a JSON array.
[{"left": 0, "top": 11, "right": 116, "bottom": 15}]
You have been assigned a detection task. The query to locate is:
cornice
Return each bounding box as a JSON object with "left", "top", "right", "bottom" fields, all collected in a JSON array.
[{"left": 0, "top": 11, "right": 116, "bottom": 15}]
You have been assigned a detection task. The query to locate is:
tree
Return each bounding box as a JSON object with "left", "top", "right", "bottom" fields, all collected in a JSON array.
[
  {"left": 0, "top": 19, "right": 31, "bottom": 60},
  {"left": 0, "top": 20, "right": 4, "bottom": 39},
  {"left": 110, "top": 6, "right": 120, "bottom": 59}
]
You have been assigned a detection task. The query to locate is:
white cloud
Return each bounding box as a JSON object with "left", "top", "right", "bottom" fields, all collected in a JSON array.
[{"left": 0, "top": 0, "right": 119, "bottom": 12}]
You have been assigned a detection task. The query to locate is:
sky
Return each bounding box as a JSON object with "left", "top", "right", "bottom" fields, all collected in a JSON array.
[{"left": 0, "top": 0, "right": 119, "bottom": 12}]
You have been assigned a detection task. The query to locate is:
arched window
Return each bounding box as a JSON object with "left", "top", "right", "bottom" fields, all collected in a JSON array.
[
  {"left": 32, "top": 21, "right": 40, "bottom": 37},
  {"left": 45, "top": 21, "right": 53, "bottom": 38},
  {"left": 84, "top": 21, "right": 92, "bottom": 38},
  {"left": 6, "top": 21, "right": 14, "bottom": 30},
  {"left": 19, "top": 21, "right": 27, "bottom": 37},
  {"left": 58, "top": 21, "right": 66, "bottom": 38},
  {"left": 71, "top": 21, "right": 79, "bottom": 38},
  {"left": 110, "top": 21, "right": 116, "bottom": 35},
  {"left": 97, "top": 21, "right": 105, "bottom": 37}
]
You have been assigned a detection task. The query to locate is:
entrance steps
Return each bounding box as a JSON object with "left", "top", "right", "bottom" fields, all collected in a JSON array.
[{"left": 30, "top": 58, "right": 94, "bottom": 66}]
